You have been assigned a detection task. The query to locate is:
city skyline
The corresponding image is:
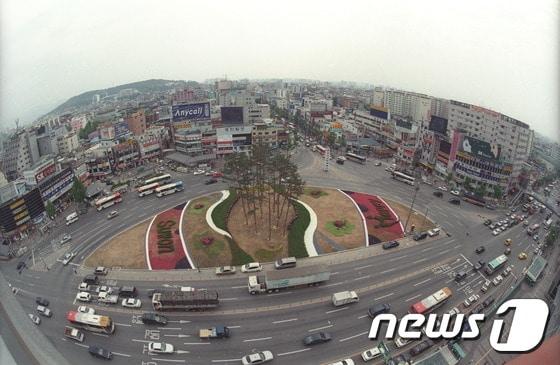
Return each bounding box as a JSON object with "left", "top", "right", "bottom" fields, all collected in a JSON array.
[{"left": 1, "top": 0, "right": 558, "bottom": 140}]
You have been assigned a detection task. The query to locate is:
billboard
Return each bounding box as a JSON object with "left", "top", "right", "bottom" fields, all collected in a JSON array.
[
  {"left": 221, "top": 106, "right": 244, "bottom": 125},
  {"left": 172, "top": 102, "right": 211, "bottom": 122},
  {"left": 429, "top": 116, "right": 448, "bottom": 135},
  {"left": 459, "top": 135, "right": 501, "bottom": 161},
  {"left": 114, "top": 121, "right": 130, "bottom": 138},
  {"left": 35, "top": 163, "right": 56, "bottom": 183},
  {"left": 369, "top": 106, "right": 388, "bottom": 120}
]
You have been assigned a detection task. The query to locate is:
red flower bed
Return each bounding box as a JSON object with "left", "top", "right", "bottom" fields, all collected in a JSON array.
[
  {"left": 147, "top": 203, "right": 191, "bottom": 270},
  {"left": 343, "top": 190, "right": 404, "bottom": 244}
]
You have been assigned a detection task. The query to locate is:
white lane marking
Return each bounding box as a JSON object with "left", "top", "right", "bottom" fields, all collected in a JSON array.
[
  {"left": 405, "top": 294, "right": 422, "bottom": 302},
  {"left": 442, "top": 239, "right": 457, "bottom": 245},
  {"left": 182, "top": 342, "right": 211, "bottom": 345},
  {"left": 114, "top": 322, "right": 132, "bottom": 327},
  {"left": 212, "top": 359, "right": 242, "bottom": 363},
  {"left": 389, "top": 255, "right": 407, "bottom": 262},
  {"left": 113, "top": 352, "right": 131, "bottom": 357},
  {"left": 374, "top": 292, "right": 394, "bottom": 301},
  {"left": 273, "top": 318, "right": 298, "bottom": 324},
  {"left": 437, "top": 248, "right": 452, "bottom": 255},
  {"left": 353, "top": 275, "right": 371, "bottom": 281},
  {"left": 413, "top": 278, "right": 431, "bottom": 287},
  {"left": 354, "top": 264, "right": 372, "bottom": 270},
  {"left": 73, "top": 342, "right": 88, "bottom": 348},
  {"left": 308, "top": 324, "right": 333, "bottom": 332},
  {"left": 453, "top": 244, "right": 462, "bottom": 249},
  {"left": 445, "top": 278, "right": 454, "bottom": 284},
  {"left": 158, "top": 327, "right": 181, "bottom": 330},
  {"left": 268, "top": 291, "right": 293, "bottom": 296},
  {"left": 380, "top": 268, "right": 397, "bottom": 274},
  {"left": 90, "top": 332, "right": 109, "bottom": 337},
  {"left": 151, "top": 359, "right": 186, "bottom": 363},
  {"left": 220, "top": 297, "right": 238, "bottom": 301},
  {"left": 243, "top": 337, "right": 272, "bottom": 343},
  {"left": 231, "top": 285, "right": 246, "bottom": 289},
  {"left": 277, "top": 348, "right": 311, "bottom": 356},
  {"left": 421, "top": 246, "right": 437, "bottom": 252},
  {"left": 325, "top": 307, "right": 349, "bottom": 314},
  {"left": 228, "top": 325, "right": 242, "bottom": 329},
  {"left": 132, "top": 339, "right": 151, "bottom": 343},
  {"left": 413, "top": 258, "right": 428, "bottom": 264},
  {"left": 357, "top": 314, "right": 369, "bottom": 319},
  {"left": 339, "top": 331, "right": 369, "bottom": 342},
  {"left": 324, "top": 282, "right": 344, "bottom": 288}
]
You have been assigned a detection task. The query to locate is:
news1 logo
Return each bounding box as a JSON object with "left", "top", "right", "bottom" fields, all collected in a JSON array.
[{"left": 368, "top": 299, "right": 549, "bottom": 352}]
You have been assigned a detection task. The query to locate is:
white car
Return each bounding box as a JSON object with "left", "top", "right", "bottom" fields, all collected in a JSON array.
[
  {"left": 78, "top": 282, "right": 90, "bottom": 291},
  {"left": 533, "top": 234, "right": 539, "bottom": 241},
  {"left": 437, "top": 186, "right": 448, "bottom": 192},
  {"left": 61, "top": 252, "right": 75, "bottom": 265},
  {"left": 96, "top": 285, "right": 113, "bottom": 294},
  {"left": 394, "top": 336, "right": 410, "bottom": 348},
  {"left": 193, "top": 170, "right": 205, "bottom": 175},
  {"left": 77, "top": 306, "right": 95, "bottom": 314},
  {"left": 450, "top": 190, "right": 460, "bottom": 196},
  {"left": 447, "top": 307, "right": 460, "bottom": 316},
  {"left": 241, "top": 350, "right": 274, "bottom": 365},
  {"left": 492, "top": 229, "right": 500, "bottom": 236},
  {"left": 241, "top": 262, "right": 263, "bottom": 273},
  {"left": 428, "top": 228, "right": 441, "bottom": 237},
  {"left": 492, "top": 275, "right": 503, "bottom": 286},
  {"left": 60, "top": 234, "right": 72, "bottom": 245},
  {"left": 148, "top": 342, "right": 174, "bottom": 354},
  {"left": 75, "top": 292, "right": 91, "bottom": 302},
  {"left": 122, "top": 298, "right": 142, "bottom": 308},
  {"left": 328, "top": 360, "right": 355, "bottom": 365},
  {"left": 28, "top": 313, "right": 41, "bottom": 325},
  {"left": 361, "top": 347, "right": 381, "bottom": 361},
  {"left": 36, "top": 305, "right": 52, "bottom": 317}
]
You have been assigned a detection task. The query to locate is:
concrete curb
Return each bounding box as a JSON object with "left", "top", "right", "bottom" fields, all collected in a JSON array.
[
  {"left": 0, "top": 272, "right": 71, "bottom": 365},
  {"left": 179, "top": 200, "right": 196, "bottom": 269},
  {"left": 206, "top": 190, "right": 232, "bottom": 239},
  {"left": 296, "top": 199, "right": 318, "bottom": 257},
  {"left": 338, "top": 189, "right": 369, "bottom": 247},
  {"left": 145, "top": 214, "right": 157, "bottom": 270},
  {"left": 377, "top": 195, "right": 405, "bottom": 235}
]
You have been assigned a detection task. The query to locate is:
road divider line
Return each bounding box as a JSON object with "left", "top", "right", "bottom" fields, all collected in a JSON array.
[
  {"left": 354, "top": 264, "right": 372, "bottom": 270},
  {"left": 114, "top": 322, "right": 132, "bottom": 327},
  {"left": 159, "top": 327, "right": 181, "bottom": 330},
  {"left": 182, "top": 342, "right": 211, "bottom": 345},
  {"left": 413, "top": 258, "right": 428, "bottom": 264},
  {"left": 308, "top": 324, "right": 333, "bottom": 332},
  {"left": 113, "top": 352, "right": 131, "bottom": 357},
  {"left": 405, "top": 294, "right": 422, "bottom": 302},
  {"left": 242, "top": 337, "right": 272, "bottom": 342},
  {"left": 339, "top": 331, "right": 368, "bottom": 342},
  {"left": 231, "top": 285, "right": 246, "bottom": 289},
  {"left": 273, "top": 318, "right": 298, "bottom": 324},
  {"left": 379, "top": 268, "right": 397, "bottom": 274},
  {"left": 325, "top": 307, "right": 349, "bottom": 314},
  {"left": 374, "top": 292, "right": 394, "bottom": 301},
  {"left": 268, "top": 291, "right": 293, "bottom": 296},
  {"left": 132, "top": 339, "right": 151, "bottom": 343},
  {"left": 228, "top": 325, "right": 241, "bottom": 328},
  {"left": 389, "top": 255, "right": 407, "bottom": 262},
  {"left": 413, "top": 278, "right": 431, "bottom": 287},
  {"left": 220, "top": 298, "right": 238, "bottom": 301},
  {"left": 323, "top": 282, "right": 344, "bottom": 288},
  {"left": 277, "top": 348, "right": 311, "bottom": 356},
  {"left": 212, "top": 359, "right": 242, "bottom": 363},
  {"left": 353, "top": 275, "right": 371, "bottom": 281},
  {"left": 151, "top": 358, "right": 186, "bottom": 363},
  {"left": 421, "top": 246, "right": 437, "bottom": 252},
  {"left": 357, "top": 315, "right": 368, "bottom": 319}
]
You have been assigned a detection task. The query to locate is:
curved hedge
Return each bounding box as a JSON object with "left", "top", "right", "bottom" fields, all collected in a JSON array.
[
  {"left": 210, "top": 190, "right": 253, "bottom": 265},
  {"left": 288, "top": 200, "right": 310, "bottom": 258}
]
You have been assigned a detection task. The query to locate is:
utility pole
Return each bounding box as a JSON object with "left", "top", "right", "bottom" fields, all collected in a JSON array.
[
  {"left": 421, "top": 205, "right": 429, "bottom": 229},
  {"left": 404, "top": 182, "right": 420, "bottom": 234},
  {"left": 31, "top": 248, "right": 35, "bottom": 267}
]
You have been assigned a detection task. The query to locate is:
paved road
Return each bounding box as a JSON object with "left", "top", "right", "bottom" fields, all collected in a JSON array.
[{"left": 1, "top": 149, "right": 557, "bottom": 365}]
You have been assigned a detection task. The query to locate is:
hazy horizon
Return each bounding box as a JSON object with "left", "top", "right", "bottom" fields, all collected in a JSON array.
[{"left": 1, "top": 0, "right": 558, "bottom": 140}]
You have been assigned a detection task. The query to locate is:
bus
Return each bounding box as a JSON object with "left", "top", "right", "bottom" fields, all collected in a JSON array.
[
  {"left": 527, "top": 224, "right": 540, "bottom": 235},
  {"left": 65, "top": 212, "right": 79, "bottom": 226},
  {"left": 144, "top": 173, "right": 171, "bottom": 186},
  {"left": 463, "top": 193, "right": 486, "bottom": 207},
  {"left": 345, "top": 152, "right": 366, "bottom": 164},
  {"left": 137, "top": 182, "right": 160, "bottom": 197},
  {"left": 66, "top": 311, "right": 115, "bottom": 334},
  {"left": 315, "top": 145, "right": 327, "bottom": 156},
  {"left": 156, "top": 181, "right": 184, "bottom": 197},
  {"left": 391, "top": 171, "right": 415, "bottom": 186},
  {"left": 409, "top": 287, "right": 452, "bottom": 314},
  {"left": 95, "top": 193, "right": 123, "bottom": 211},
  {"left": 485, "top": 254, "right": 508, "bottom": 275}
]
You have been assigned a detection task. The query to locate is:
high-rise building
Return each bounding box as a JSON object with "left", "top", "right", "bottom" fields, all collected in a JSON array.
[
  {"left": 1, "top": 131, "right": 36, "bottom": 181},
  {"left": 126, "top": 110, "right": 147, "bottom": 136}
]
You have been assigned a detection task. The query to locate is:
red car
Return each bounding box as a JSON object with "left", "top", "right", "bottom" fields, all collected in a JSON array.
[{"left": 212, "top": 172, "right": 223, "bottom": 178}]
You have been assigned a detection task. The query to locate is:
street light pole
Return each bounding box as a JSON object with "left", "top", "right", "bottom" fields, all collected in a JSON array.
[{"left": 404, "top": 182, "right": 420, "bottom": 234}]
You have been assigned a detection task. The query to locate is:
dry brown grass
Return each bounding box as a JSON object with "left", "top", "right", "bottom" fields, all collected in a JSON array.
[
  {"left": 300, "top": 188, "right": 366, "bottom": 250},
  {"left": 183, "top": 194, "right": 233, "bottom": 268},
  {"left": 228, "top": 195, "right": 294, "bottom": 261},
  {"left": 84, "top": 221, "right": 149, "bottom": 269},
  {"left": 384, "top": 198, "right": 436, "bottom": 232}
]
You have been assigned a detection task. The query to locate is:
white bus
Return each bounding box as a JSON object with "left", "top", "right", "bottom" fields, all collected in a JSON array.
[
  {"left": 95, "top": 193, "right": 123, "bottom": 211},
  {"left": 345, "top": 152, "right": 366, "bottom": 164},
  {"left": 137, "top": 182, "right": 160, "bottom": 197},
  {"left": 66, "top": 311, "right": 115, "bottom": 334},
  {"left": 65, "top": 212, "right": 79, "bottom": 226},
  {"left": 156, "top": 181, "right": 184, "bottom": 197},
  {"left": 391, "top": 171, "right": 415, "bottom": 186},
  {"left": 315, "top": 145, "right": 327, "bottom": 156},
  {"left": 144, "top": 173, "right": 171, "bottom": 186}
]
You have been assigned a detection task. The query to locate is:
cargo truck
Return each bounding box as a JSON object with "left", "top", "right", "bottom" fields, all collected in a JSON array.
[
  {"left": 64, "top": 326, "right": 85, "bottom": 342},
  {"left": 152, "top": 290, "right": 219, "bottom": 311},
  {"left": 199, "top": 325, "right": 230, "bottom": 339},
  {"left": 332, "top": 291, "right": 359, "bottom": 306},
  {"left": 248, "top": 265, "right": 330, "bottom": 294}
]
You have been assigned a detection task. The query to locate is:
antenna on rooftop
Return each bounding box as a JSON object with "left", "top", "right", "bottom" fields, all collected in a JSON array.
[{"left": 15, "top": 118, "right": 19, "bottom": 130}]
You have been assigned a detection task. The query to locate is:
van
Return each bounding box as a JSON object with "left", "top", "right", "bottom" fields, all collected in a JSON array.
[
  {"left": 83, "top": 275, "right": 98, "bottom": 285},
  {"left": 455, "top": 271, "right": 467, "bottom": 282},
  {"left": 274, "top": 257, "right": 297, "bottom": 270},
  {"left": 120, "top": 286, "right": 137, "bottom": 298},
  {"left": 332, "top": 291, "right": 359, "bottom": 307},
  {"left": 94, "top": 266, "right": 108, "bottom": 275}
]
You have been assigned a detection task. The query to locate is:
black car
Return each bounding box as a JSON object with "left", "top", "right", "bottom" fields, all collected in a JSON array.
[
  {"left": 475, "top": 246, "right": 485, "bottom": 254},
  {"left": 303, "top": 332, "right": 332, "bottom": 346},
  {"left": 382, "top": 241, "right": 399, "bottom": 250},
  {"left": 16, "top": 261, "right": 26, "bottom": 270},
  {"left": 413, "top": 232, "right": 428, "bottom": 241},
  {"left": 473, "top": 304, "right": 485, "bottom": 314},
  {"left": 474, "top": 260, "right": 485, "bottom": 270},
  {"left": 88, "top": 345, "right": 112, "bottom": 360},
  {"left": 205, "top": 178, "right": 218, "bottom": 185},
  {"left": 394, "top": 353, "right": 412, "bottom": 364},
  {"left": 482, "top": 297, "right": 495, "bottom": 308},
  {"left": 433, "top": 191, "right": 443, "bottom": 198},
  {"left": 35, "top": 297, "right": 49, "bottom": 307},
  {"left": 449, "top": 198, "right": 461, "bottom": 205},
  {"left": 142, "top": 312, "right": 168, "bottom": 325},
  {"left": 409, "top": 339, "right": 434, "bottom": 356},
  {"left": 454, "top": 271, "right": 467, "bottom": 281},
  {"left": 368, "top": 303, "right": 391, "bottom": 318},
  {"left": 483, "top": 219, "right": 492, "bottom": 226}
]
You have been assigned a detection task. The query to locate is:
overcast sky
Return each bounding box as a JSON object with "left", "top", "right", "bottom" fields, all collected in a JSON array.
[{"left": 1, "top": 0, "right": 558, "bottom": 140}]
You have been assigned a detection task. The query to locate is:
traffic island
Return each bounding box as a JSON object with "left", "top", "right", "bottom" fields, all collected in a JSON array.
[{"left": 383, "top": 198, "right": 437, "bottom": 233}]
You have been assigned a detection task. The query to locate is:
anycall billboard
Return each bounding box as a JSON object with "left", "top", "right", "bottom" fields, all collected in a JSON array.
[{"left": 172, "top": 102, "right": 211, "bottom": 122}]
